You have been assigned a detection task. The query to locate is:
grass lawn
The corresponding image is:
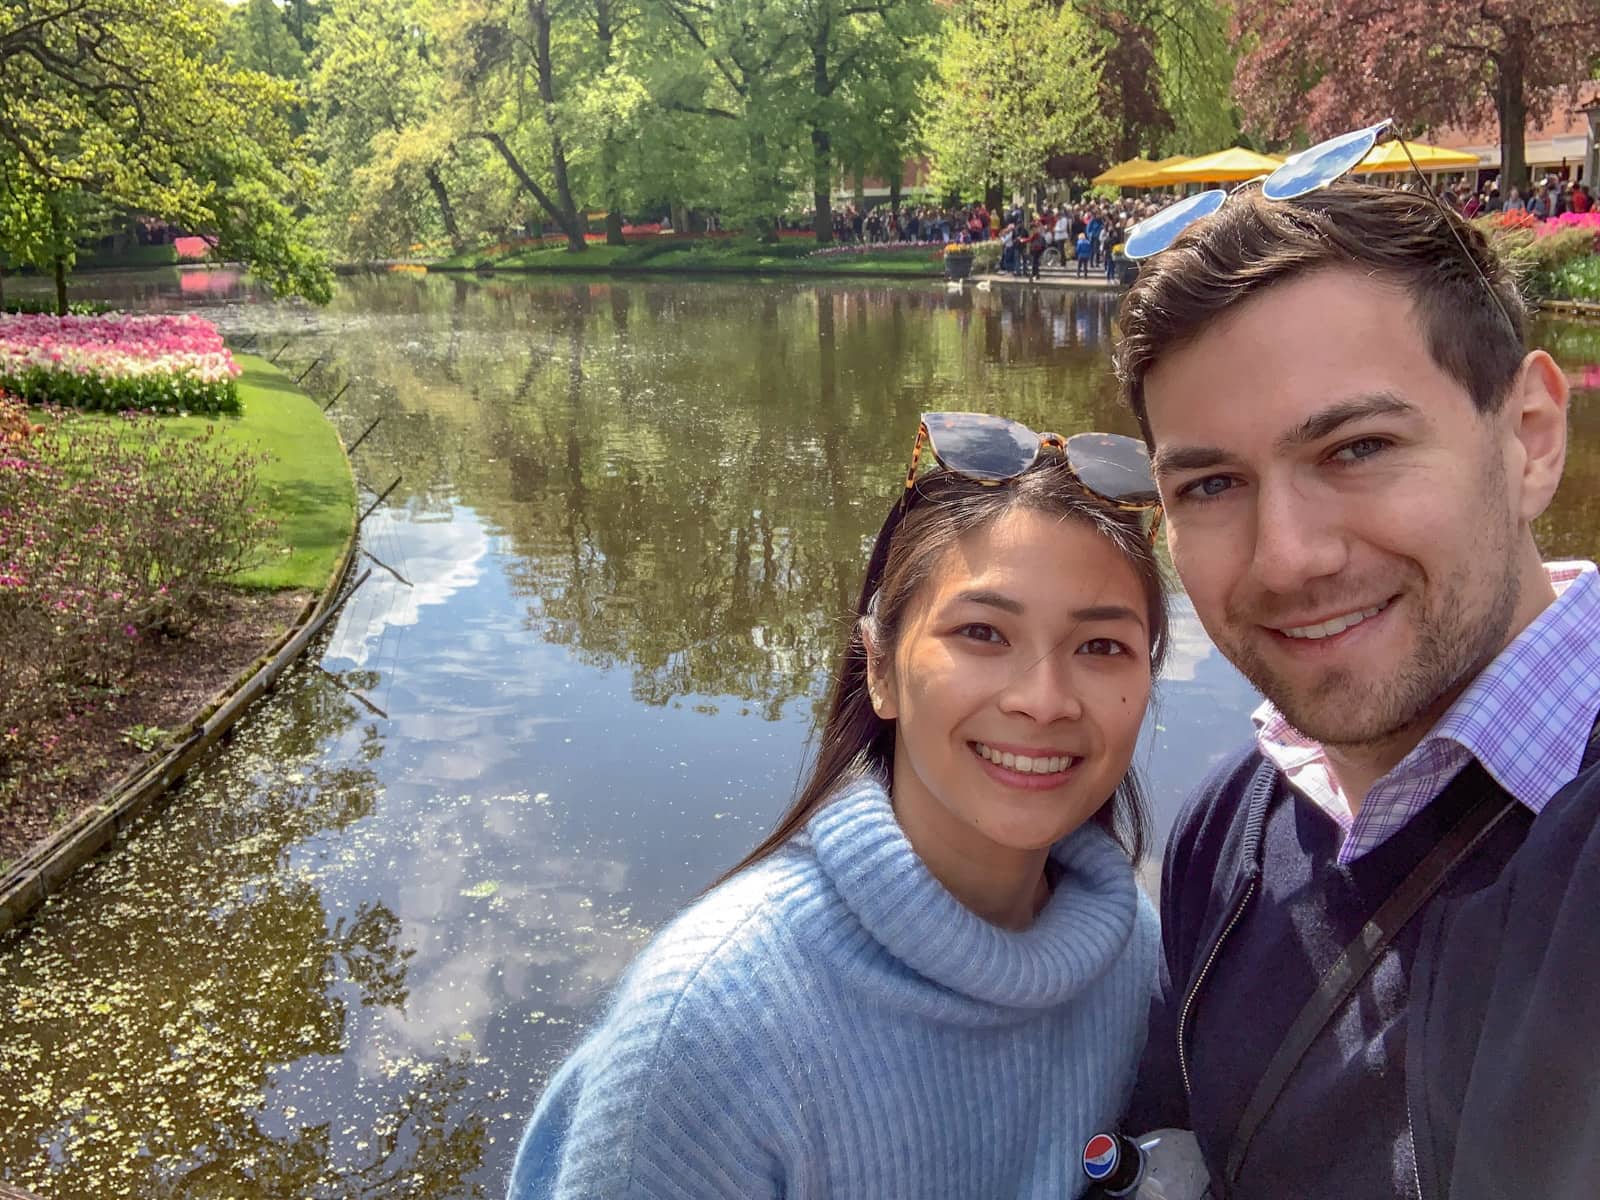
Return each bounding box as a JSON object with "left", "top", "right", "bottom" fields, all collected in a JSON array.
[
  {"left": 76, "top": 354, "right": 356, "bottom": 592},
  {"left": 220, "top": 353, "right": 356, "bottom": 591},
  {"left": 434, "top": 237, "right": 944, "bottom": 277}
]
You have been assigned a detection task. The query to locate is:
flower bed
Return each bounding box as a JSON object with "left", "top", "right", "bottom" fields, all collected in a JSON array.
[{"left": 0, "top": 313, "right": 242, "bottom": 415}]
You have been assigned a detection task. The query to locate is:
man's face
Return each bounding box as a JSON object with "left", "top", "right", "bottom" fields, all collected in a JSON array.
[{"left": 1143, "top": 268, "right": 1531, "bottom": 750}]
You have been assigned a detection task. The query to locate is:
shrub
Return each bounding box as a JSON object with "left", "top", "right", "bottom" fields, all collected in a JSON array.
[
  {"left": 1, "top": 298, "right": 113, "bottom": 316},
  {"left": 1483, "top": 221, "right": 1600, "bottom": 303},
  {"left": 1543, "top": 255, "right": 1600, "bottom": 303},
  {"left": 0, "top": 402, "right": 271, "bottom": 764}
]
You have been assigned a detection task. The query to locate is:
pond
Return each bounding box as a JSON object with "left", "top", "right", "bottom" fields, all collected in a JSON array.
[{"left": 2, "top": 269, "right": 1597, "bottom": 1198}]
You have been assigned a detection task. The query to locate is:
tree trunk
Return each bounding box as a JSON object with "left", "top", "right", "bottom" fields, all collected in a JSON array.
[
  {"left": 889, "top": 171, "right": 901, "bottom": 220},
  {"left": 1497, "top": 21, "right": 1531, "bottom": 196},
  {"left": 0, "top": 262, "right": 6, "bottom": 311},
  {"left": 529, "top": 0, "right": 586, "bottom": 253},
  {"left": 810, "top": 32, "right": 836, "bottom": 246},
  {"left": 476, "top": 131, "right": 586, "bottom": 249},
  {"left": 812, "top": 127, "right": 834, "bottom": 245},
  {"left": 984, "top": 180, "right": 1003, "bottom": 213},
  {"left": 594, "top": 0, "right": 626, "bottom": 247},
  {"left": 53, "top": 254, "right": 67, "bottom": 316},
  {"left": 424, "top": 164, "right": 464, "bottom": 252}
]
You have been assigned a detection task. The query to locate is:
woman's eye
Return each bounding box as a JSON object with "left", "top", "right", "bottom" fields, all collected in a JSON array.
[
  {"left": 1077, "top": 638, "right": 1129, "bottom": 656},
  {"left": 955, "top": 623, "right": 1005, "bottom": 644},
  {"left": 1176, "top": 474, "right": 1235, "bottom": 501},
  {"left": 1331, "top": 437, "right": 1387, "bottom": 463}
]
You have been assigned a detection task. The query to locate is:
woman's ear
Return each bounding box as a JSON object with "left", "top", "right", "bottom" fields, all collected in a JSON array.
[{"left": 862, "top": 626, "right": 899, "bottom": 720}]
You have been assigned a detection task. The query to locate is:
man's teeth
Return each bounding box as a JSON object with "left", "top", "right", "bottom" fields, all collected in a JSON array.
[
  {"left": 973, "top": 742, "right": 1075, "bottom": 774},
  {"left": 1280, "top": 601, "right": 1389, "bottom": 640}
]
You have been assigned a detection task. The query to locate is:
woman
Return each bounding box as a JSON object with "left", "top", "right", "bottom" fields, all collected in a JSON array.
[{"left": 509, "top": 414, "right": 1168, "bottom": 1200}]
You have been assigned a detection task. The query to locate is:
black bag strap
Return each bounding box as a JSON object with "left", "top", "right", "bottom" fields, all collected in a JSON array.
[
  {"left": 1225, "top": 714, "right": 1600, "bottom": 1191},
  {"left": 1223, "top": 770, "right": 1517, "bottom": 1189}
]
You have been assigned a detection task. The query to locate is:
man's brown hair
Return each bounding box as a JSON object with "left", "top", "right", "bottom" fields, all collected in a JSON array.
[{"left": 1114, "top": 183, "right": 1528, "bottom": 445}]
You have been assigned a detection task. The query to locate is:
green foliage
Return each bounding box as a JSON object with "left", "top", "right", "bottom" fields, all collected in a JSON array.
[
  {"left": 1541, "top": 255, "right": 1600, "bottom": 303},
  {"left": 1487, "top": 225, "right": 1600, "bottom": 301},
  {"left": 2, "top": 299, "right": 111, "bottom": 316},
  {"left": 0, "top": 0, "right": 333, "bottom": 303},
  {"left": 920, "top": 0, "right": 1106, "bottom": 195},
  {"left": 0, "top": 365, "right": 240, "bottom": 415}
]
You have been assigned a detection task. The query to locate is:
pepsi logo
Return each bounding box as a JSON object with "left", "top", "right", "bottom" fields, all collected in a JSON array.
[{"left": 1082, "top": 1132, "right": 1120, "bottom": 1180}]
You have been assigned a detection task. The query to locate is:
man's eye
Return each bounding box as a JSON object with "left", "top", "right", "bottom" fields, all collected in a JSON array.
[
  {"left": 1332, "top": 437, "right": 1388, "bottom": 462},
  {"left": 1177, "top": 475, "right": 1235, "bottom": 501}
]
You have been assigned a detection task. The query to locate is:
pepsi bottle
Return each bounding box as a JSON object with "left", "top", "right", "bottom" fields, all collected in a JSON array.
[{"left": 1081, "top": 1128, "right": 1211, "bottom": 1199}]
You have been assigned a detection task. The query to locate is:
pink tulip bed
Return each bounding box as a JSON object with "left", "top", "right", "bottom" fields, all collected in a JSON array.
[{"left": 0, "top": 312, "right": 242, "bottom": 415}]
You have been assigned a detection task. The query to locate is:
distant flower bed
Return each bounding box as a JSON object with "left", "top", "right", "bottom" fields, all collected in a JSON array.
[
  {"left": 806, "top": 241, "right": 935, "bottom": 258},
  {"left": 173, "top": 235, "right": 216, "bottom": 261},
  {"left": 0, "top": 313, "right": 241, "bottom": 415}
]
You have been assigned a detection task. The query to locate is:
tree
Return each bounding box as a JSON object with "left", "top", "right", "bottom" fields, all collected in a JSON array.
[
  {"left": 1232, "top": 0, "right": 1600, "bottom": 192},
  {"left": 919, "top": 0, "right": 1107, "bottom": 199},
  {"left": 311, "top": 0, "right": 471, "bottom": 254},
  {"left": 655, "top": 0, "right": 813, "bottom": 240},
  {"left": 0, "top": 0, "right": 332, "bottom": 306},
  {"left": 799, "top": 0, "right": 935, "bottom": 244},
  {"left": 438, "top": 0, "right": 591, "bottom": 252}
]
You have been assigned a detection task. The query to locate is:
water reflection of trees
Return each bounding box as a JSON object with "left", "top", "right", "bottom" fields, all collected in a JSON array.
[
  {"left": 0, "top": 668, "right": 486, "bottom": 1199},
  {"left": 317, "top": 276, "right": 1134, "bottom": 717},
  {"left": 286, "top": 278, "right": 1599, "bottom": 717}
]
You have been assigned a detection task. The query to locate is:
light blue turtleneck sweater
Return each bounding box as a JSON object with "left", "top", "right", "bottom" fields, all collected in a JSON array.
[{"left": 507, "top": 777, "right": 1158, "bottom": 1199}]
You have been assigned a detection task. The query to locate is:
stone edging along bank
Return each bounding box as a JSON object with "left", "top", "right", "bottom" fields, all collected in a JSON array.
[{"left": 0, "top": 367, "right": 364, "bottom": 939}]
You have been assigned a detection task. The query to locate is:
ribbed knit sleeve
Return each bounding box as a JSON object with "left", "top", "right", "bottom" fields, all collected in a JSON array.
[{"left": 507, "top": 878, "right": 810, "bottom": 1200}]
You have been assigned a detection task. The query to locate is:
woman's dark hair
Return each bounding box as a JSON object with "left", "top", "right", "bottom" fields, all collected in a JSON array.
[{"left": 719, "top": 458, "right": 1170, "bottom": 884}]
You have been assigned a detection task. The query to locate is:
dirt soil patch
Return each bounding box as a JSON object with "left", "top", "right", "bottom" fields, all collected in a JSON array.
[{"left": 0, "top": 588, "right": 308, "bottom": 870}]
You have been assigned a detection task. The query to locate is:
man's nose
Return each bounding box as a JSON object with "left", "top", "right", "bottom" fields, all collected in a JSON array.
[{"left": 1249, "top": 479, "right": 1347, "bottom": 595}]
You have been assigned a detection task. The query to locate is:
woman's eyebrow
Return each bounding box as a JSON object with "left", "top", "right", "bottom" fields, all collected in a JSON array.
[
  {"left": 949, "top": 589, "right": 1024, "bottom": 614},
  {"left": 948, "top": 593, "right": 1146, "bottom": 632},
  {"left": 1071, "top": 604, "right": 1145, "bottom": 630}
]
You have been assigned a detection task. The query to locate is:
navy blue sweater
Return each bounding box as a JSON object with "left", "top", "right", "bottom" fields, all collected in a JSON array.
[{"left": 1128, "top": 732, "right": 1600, "bottom": 1200}]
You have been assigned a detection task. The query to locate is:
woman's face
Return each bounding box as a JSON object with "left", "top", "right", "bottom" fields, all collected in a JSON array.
[{"left": 871, "top": 508, "right": 1153, "bottom": 858}]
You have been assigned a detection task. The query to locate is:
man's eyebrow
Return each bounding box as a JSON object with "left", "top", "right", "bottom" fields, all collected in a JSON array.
[
  {"left": 1151, "top": 393, "right": 1421, "bottom": 478},
  {"left": 1274, "top": 392, "right": 1419, "bottom": 453},
  {"left": 1151, "top": 444, "right": 1230, "bottom": 478}
]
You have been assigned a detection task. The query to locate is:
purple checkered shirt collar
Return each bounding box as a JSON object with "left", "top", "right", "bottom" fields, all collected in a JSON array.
[{"left": 1253, "top": 561, "right": 1600, "bottom": 865}]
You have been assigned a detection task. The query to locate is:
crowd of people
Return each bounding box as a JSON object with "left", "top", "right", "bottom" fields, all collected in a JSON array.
[
  {"left": 808, "top": 195, "right": 1184, "bottom": 282},
  {"left": 1441, "top": 173, "right": 1593, "bottom": 219}
]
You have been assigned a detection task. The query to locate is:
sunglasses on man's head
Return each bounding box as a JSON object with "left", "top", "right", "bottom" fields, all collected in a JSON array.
[
  {"left": 1122, "top": 119, "right": 1517, "bottom": 335},
  {"left": 858, "top": 412, "right": 1161, "bottom": 616}
]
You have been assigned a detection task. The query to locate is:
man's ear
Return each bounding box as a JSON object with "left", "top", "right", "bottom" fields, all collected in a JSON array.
[
  {"left": 862, "top": 626, "right": 898, "bottom": 721},
  {"left": 1503, "top": 349, "right": 1569, "bottom": 525}
]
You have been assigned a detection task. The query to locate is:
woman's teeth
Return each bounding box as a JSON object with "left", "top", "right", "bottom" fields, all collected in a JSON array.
[{"left": 973, "top": 742, "right": 1076, "bottom": 775}]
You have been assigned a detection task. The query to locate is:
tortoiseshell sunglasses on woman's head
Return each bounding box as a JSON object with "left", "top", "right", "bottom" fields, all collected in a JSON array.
[{"left": 857, "top": 412, "right": 1163, "bottom": 616}]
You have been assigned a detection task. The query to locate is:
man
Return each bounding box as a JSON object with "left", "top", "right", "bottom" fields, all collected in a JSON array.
[{"left": 1116, "top": 184, "right": 1600, "bottom": 1199}]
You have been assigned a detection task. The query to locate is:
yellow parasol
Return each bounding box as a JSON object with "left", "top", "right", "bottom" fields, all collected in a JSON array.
[
  {"left": 1154, "top": 147, "right": 1285, "bottom": 184},
  {"left": 1091, "top": 158, "right": 1156, "bottom": 187},
  {"left": 1350, "top": 140, "right": 1481, "bottom": 173},
  {"left": 1117, "top": 155, "right": 1192, "bottom": 187}
]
